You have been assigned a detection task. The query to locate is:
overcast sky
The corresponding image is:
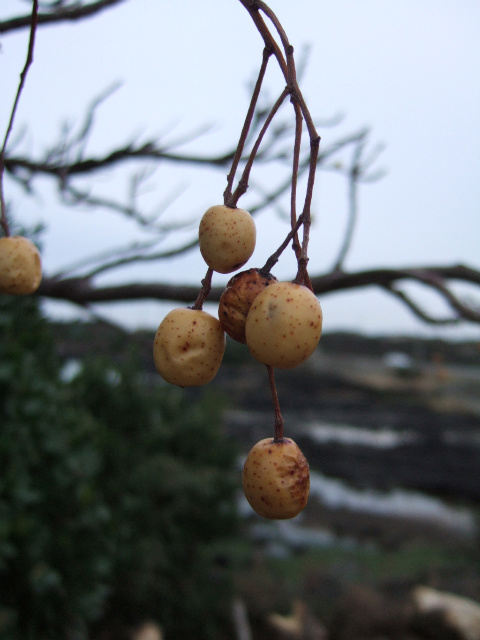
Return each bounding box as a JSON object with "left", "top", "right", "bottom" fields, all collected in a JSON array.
[{"left": 1, "top": 0, "right": 479, "bottom": 338}]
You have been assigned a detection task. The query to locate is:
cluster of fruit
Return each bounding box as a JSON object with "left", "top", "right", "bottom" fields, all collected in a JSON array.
[
  {"left": 153, "top": 204, "right": 322, "bottom": 520},
  {"left": 0, "top": 235, "right": 42, "bottom": 296}
]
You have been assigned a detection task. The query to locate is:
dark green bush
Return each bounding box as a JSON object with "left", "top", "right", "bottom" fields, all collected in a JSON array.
[{"left": 0, "top": 295, "right": 240, "bottom": 640}]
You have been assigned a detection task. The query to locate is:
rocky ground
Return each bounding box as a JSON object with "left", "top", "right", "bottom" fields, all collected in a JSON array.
[
  {"left": 53, "top": 322, "right": 480, "bottom": 639},
  {"left": 215, "top": 350, "right": 480, "bottom": 502},
  {"left": 209, "top": 345, "right": 480, "bottom": 557},
  {"left": 213, "top": 347, "right": 480, "bottom": 640}
]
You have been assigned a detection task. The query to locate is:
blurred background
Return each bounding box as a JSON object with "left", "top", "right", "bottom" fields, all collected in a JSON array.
[{"left": 1, "top": 1, "right": 480, "bottom": 639}]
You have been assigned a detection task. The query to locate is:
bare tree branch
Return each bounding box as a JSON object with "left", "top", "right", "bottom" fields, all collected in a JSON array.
[
  {"left": 36, "top": 263, "right": 480, "bottom": 326},
  {"left": 63, "top": 237, "right": 200, "bottom": 280},
  {"left": 2, "top": 1, "right": 478, "bottom": 333},
  {"left": 385, "top": 286, "right": 462, "bottom": 326},
  {"left": 332, "top": 133, "right": 367, "bottom": 271},
  {"left": 0, "top": 0, "right": 126, "bottom": 34},
  {"left": 311, "top": 264, "right": 480, "bottom": 294},
  {"left": 60, "top": 178, "right": 193, "bottom": 233},
  {"left": 5, "top": 124, "right": 369, "bottom": 196},
  {"left": 5, "top": 144, "right": 238, "bottom": 184}
]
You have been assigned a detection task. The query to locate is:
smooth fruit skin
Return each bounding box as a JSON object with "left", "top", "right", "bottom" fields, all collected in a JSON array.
[
  {"left": 218, "top": 268, "right": 277, "bottom": 343},
  {"left": 198, "top": 205, "right": 256, "bottom": 274},
  {"left": 153, "top": 307, "right": 225, "bottom": 387},
  {"left": 242, "top": 437, "right": 310, "bottom": 519},
  {"left": 245, "top": 281, "right": 322, "bottom": 369},
  {"left": 0, "top": 236, "right": 42, "bottom": 295}
]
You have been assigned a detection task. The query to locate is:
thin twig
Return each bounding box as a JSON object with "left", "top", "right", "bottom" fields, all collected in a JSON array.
[
  {"left": 0, "top": 0, "right": 124, "bottom": 34},
  {"left": 224, "top": 46, "right": 272, "bottom": 206},
  {"left": 191, "top": 267, "right": 214, "bottom": 311},
  {"left": 230, "top": 87, "right": 290, "bottom": 206},
  {"left": 332, "top": 138, "right": 364, "bottom": 271},
  {"left": 385, "top": 285, "right": 461, "bottom": 325},
  {"left": 290, "top": 100, "right": 303, "bottom": 260},
  {"left": 294, "top": 133, "right": 320, "bottom": 287},
  {"left": 267, "top": 365, "right": 284, "bottom": 442},
  {"left": 261, "top": 213, "right": 305, "bottom": 275},
  {"left": 0, "top": 0, "right": 39, "bottom": 236},
  {"left": 237, "top": 0, "right": 320, "bottom": 288}
]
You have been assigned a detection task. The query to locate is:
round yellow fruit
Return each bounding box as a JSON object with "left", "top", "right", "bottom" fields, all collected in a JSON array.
[
  {"left": 242, "top": 437, "right": 310, "bottom": 519},
  {"left": 153, "top": 307, "right": 225, "bottom": 387},
  {"left": 218, "top": 268, "right": 277, "bottom": 343},
  {"left": 0, "top": 236, "right": 42, "bottom": 295},
  {"left": 245, "top": 281, "right": 322, "bottom": 369},
  {"left": 198, "top": 204, "right": 256, "bottom": 274}
]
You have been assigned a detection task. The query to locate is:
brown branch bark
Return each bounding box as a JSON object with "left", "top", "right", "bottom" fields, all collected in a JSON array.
[
  {"left": 309, "top": 265, "right": 480, "bottom": 295},
  {"left": 5, "top": 146, "right": 235, "bottom": 182},
  {"left": 0, "top": 0, "right": 126, "bottom": 34},
  {"left": 36, "top": 263, "right": 480, "bottom": 325}
]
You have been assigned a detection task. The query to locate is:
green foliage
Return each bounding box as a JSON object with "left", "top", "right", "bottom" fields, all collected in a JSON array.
[{"left": 0, "top": 295, "right": 240, "bottom": 640}]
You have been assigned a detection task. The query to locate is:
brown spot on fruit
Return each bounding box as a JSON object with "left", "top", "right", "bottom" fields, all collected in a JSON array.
[
  {"left": 242, "top": 437, "right": 310, "bottom": 519},
  {"left": 198, "top": 204, "right": 256, "bottom": 274},
  {"left": 245, "top": 281, "right": 322, "bottom": 369},
  {"left": 153, "top": 307, "right": 225, "bottom": 387},
  {"left": 218, "top": 268, "right": 278, "bottom": 343}
]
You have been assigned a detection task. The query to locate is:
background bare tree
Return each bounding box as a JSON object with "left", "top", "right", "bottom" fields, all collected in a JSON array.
[{"left": 1, "top": 0, "right": 479, "bottom": 329}]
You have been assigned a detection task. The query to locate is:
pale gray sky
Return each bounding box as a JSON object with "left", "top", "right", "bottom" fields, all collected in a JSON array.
[{"left": 1, "top": 0, "right": 479, "bottom": 338}]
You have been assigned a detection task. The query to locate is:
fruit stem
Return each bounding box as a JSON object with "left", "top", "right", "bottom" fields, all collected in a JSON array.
[
  {"left": 224, "top": 46, "right": 272, "bottom": 207},
  {"left": 260, "top": 212, "right": 305, "bottom": 276},
  {"left": 294, "top": 134, "right": 321, "bottom": 289},
  {"left": 267, "top": 365, "right": 284, "bottom": 442},
  {"left": 191, "top": 267, "right": 213, "bottom": 310},
  {"left": 229, "top": 87, "right": 290, "bottom": 207}
]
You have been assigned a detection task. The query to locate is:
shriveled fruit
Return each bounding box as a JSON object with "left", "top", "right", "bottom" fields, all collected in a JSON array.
[
  {"left": 199, "top": 204, "right": 256, "bottom": 274},
  {"left": 218, "top": 268, "right": 277, "bottom": 343},
  {"left": 0, "top": 236, "right": 42, "bottom": 295},
  {"left": 245, "top": 281, "right": 322, "bottom": 369},
  {"left": 153, "top": 307, "right": 225, "bottom": 387},
  {"left": 242, "top": 437, "right": 310, "bottom": 519}
]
